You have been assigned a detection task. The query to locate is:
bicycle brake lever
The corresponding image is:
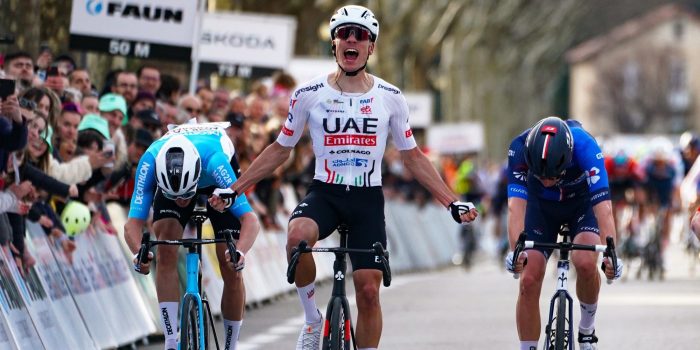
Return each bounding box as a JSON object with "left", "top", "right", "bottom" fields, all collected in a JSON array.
[
  {"left": 286, "top": 241, "right": 308, "bottom": 284},
  {"left": 138, "top": 233, "right": 151, "bottom": 264},
  {"left": 224, "top": 231, "right": 239, "bottom": 265},
  {"left": 372, "top": 242, "right": 392, "bottom": 287},
  {"left": 604, "top": 236, "right": 617, "bottom": 285},
  {"left": 512, "top": 232, "right": 527, "bottom": 279}
]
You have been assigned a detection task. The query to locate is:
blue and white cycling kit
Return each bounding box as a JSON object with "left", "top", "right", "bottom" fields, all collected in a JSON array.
[
  {"left": 128, "top": 122, "right": 253, "bottom": 222},
  {"left": 507, "top": 120, "right": 611, "bottom": 259}
]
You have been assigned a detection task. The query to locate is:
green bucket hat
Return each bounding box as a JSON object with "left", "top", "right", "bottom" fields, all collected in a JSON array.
[
  {"left": 98, "top": 93, "right": 129, "bottom": 125},
  {"left": 78, "top": 113, "right": 111, "bottom": 140},
  {"left": 41, "top": 125, "right": 53, "bottom": 154}
]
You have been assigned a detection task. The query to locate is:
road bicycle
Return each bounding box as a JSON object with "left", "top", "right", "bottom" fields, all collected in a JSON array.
[
  {"left": 137, "top": 205, "right": 240, "bottom": 350},
  {"left": 287, "top": 224, "right": 391, "bottom": 350},
  {"left": 511, "top": 225, "right": 618, "bottom": 350}
]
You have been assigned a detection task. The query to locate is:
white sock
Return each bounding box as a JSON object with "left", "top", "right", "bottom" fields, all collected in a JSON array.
[
  {"left": 159, "top": 302, "right": 179, "bottom": 345},
  {"left": 223, "top": 319, "right": 242, "bottom": 350},
  {"left": 164, "top": 338, "right": 178, "bottom": 350},
  {"left": 296, "top": 283, "right": 321, "bottom": 323},
  {"left": 520, "top": 341, "right": 538, "bottom": 350},
  {"left": 579, "top": 302, "right": 597, "bottom": 333}
]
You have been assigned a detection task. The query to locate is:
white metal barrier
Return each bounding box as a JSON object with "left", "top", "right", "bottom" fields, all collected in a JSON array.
[{"left": 0, "top": 195, "right": 462, "bottom": 349}]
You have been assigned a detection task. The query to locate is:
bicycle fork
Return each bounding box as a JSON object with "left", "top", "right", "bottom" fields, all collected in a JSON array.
[{"left": 544, "top": 259, "right": 574, "bottom": 350}]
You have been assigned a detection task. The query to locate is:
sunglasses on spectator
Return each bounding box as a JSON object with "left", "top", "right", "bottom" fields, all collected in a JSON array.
[
  {"left": 335, "top": 25, "right": 372, "bottom": 41},
  {"left": 19, "top": 98, "right": 36, "bottom": 111},
  {"left": 185, "top": 107, "right": 201, "bottom": 114}
]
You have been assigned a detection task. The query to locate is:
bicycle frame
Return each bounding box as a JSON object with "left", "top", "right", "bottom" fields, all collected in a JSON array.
[
  {"left": 512, "top": 227, "right": 617, "bottom": 350},
  {"left": 287, "top": 225, "right": 391, "bottom": 350},
  {"left": 137, "top": 206, "right": 239, "bottom": 350}
]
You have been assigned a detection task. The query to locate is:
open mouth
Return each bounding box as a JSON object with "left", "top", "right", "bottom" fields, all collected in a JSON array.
[{"left": 344, "top": 49, "right": 359, "bottom": 61}]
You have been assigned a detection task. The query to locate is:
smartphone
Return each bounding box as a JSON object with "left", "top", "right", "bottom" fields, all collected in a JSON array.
[{"left": 0, "top": 79, "right": 16, "bottom": 99}]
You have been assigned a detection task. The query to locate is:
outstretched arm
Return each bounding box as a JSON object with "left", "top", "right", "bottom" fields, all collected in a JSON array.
[
  {"left": 232, "top": 141, "right": 293, "bottom": 194},
  {"left": 400, "top": 147, "right": 458, "bottom": 207}
]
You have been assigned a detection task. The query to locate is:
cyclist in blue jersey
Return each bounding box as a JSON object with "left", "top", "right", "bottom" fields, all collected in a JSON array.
[
  {"left": 124, "top": 122, "right": 260, "bottom": 350},
  {"left": 505, "top": 117, "right": 623, "bottom": 350}
]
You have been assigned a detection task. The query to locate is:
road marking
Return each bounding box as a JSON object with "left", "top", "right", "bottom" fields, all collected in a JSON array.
[{"left": 238, "top": 275, "right": 423, "bottom": 349}]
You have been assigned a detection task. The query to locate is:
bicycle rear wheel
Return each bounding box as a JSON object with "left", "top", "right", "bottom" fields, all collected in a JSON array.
[
  {"left": 180, "top": 294, "right": 204, "bottom": 350},
  {"left": 327, "top": 298, "right": 351, "bottom": 350}
]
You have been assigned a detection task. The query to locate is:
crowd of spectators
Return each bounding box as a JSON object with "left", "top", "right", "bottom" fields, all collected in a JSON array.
[{"left": 0, "top": 47, "right": 445, "bottom": 273}]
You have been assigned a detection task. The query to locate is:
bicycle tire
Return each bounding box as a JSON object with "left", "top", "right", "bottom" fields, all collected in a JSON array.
[
  {"left": 328, "top": 298, "right": 350, "bottom": 350},
  {"left": 554, "top": 291, "right": 567, "bottom": 350},
  {"left": 180, "top": 294, "right": 203, "bottom": 350}
]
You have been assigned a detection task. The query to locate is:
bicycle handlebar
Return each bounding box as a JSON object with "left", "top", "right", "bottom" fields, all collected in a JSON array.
[
  {"left": 511, "top": 232, "right": 618, "bottom": 284},
  {"left": 286, "top": 240, "right": 392, "bottom": 287},
  {"left": 135, "top": 230, "right": 240, "bottom": 271}
]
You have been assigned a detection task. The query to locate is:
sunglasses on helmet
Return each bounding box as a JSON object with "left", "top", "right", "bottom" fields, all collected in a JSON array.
[
  {"left": 335, "top": 25, "right": 372, "bottom": 41},
  {"left": 162, "top": 189, "right": 197, "bottom": 201}
]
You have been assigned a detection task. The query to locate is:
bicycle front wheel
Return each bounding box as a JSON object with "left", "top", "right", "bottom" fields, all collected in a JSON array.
[
  {"left": 180, "top": 294, "right": 204, "bottom": 350},
  {"left": 553, "top": 291, "right": 568, "bottom": 350},
  {"left": 327, "top": 298, "right": 351, "bottom": 350}
]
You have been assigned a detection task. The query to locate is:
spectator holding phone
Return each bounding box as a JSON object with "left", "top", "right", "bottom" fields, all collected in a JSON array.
[{"left": 1, "top": 52, "right": 34, "bottom": 91}]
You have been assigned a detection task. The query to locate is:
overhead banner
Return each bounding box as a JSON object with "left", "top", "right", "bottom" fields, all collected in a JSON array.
[
  {"left": 69, "top": 0, "right": 197, "bottom": 60},
  {"left": 198, "top": 12, "right": 297, "bottom": 77},
  {"left": 427, "top": 122, "right": 484, "bottom": 154}
]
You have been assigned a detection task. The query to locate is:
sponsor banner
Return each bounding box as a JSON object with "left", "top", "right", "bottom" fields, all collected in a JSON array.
[
  {"left": 24, "top": 222, "right": 94, "bottom": 349},
  {"left": 324, "top": 134, "right": 377, "bottom": 146},
  {"left": 0, "top": 318, "right": 15, "bottom": 350},
  {"left": 69, "top": 0, "right": 196, "bottom": 60},
  {"left": 106, "top": 203, "right": 161, "bottom": 327},
  {"left": 403, "top": 92, "right": 433, "bottom": 128},
  {"left": 61, "top": 233, "right": 118, "bottom": 349},
  {"left": 426, "top": 122, "right": 484, "bottom": 154},
  {"left": 91, "top": 229, "right": 158, "bottom": 339},
  {"left": 0, "top": 247, "right": 44, "bottom": 350},
  {"left": 199, "top": 62, "right": 276, "bottom": 80},
  {"left": 199, "top": 12, "right": 297, "bottom": 69}
]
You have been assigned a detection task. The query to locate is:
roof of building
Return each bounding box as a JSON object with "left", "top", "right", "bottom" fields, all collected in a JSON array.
[{"left": 566, "top": 4, "right": 700, "bottom": 64}]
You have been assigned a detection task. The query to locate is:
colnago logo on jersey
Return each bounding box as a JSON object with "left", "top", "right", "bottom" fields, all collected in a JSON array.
[
  {"left": 294, "top": 83, "right": 324, "bottom": 97},
  {"left": 332, "top": 158, "right": 369, "bottom": 167},
  {"left": 587, "top": 167, "right": 601, "bottom": 185},
  {"left": 329, "top": 149, "right": 371, "bottom": 155},
  {"left": 134, "top": 162, "right": 151, "bottom": 204}
]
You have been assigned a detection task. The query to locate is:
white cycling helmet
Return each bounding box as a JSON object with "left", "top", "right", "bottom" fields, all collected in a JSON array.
[
  {"left": 329, "top": 5, "right": 379, "bottom": 42},
  {"left": 155, "top": 135, "right": 201, "bottom": 200}
]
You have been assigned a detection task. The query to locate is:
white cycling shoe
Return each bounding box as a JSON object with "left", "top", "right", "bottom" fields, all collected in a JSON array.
[{"left": 296, "top": 310, "right": 323, "bottom": 350}]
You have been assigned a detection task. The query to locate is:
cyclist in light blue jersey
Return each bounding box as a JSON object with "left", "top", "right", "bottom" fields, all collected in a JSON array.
[{"left": 124, "top": 121, "right": 260, "bottom": 350}]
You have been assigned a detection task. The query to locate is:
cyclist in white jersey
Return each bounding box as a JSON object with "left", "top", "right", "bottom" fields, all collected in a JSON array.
[
  {"left": 218, "top": 5, "right": 477, "bottom": 350},
  {"left": 124, "top": 121, "right": 260, "bottom": 350}
]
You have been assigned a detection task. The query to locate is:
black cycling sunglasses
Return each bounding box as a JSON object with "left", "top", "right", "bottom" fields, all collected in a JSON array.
[
  {"left": 335, "top": 25, "right": 372, "bottom": 41},
  {"left": 19, "top": 98, "right": 36, "bottom": 111}
]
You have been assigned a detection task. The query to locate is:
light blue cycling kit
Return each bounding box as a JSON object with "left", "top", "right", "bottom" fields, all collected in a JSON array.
[{"left": 127, "top": 123, "right": 253, "bottom": 221}]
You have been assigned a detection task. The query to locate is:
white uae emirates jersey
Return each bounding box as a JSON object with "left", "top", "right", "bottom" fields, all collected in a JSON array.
[{"left": 277, "top": 74, "right": 417, "bottom": 187}]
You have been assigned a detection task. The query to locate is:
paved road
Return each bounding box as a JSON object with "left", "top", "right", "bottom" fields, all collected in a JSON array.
[{"left": 140, "top": 240, "right": 700, "bottom": 350}]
